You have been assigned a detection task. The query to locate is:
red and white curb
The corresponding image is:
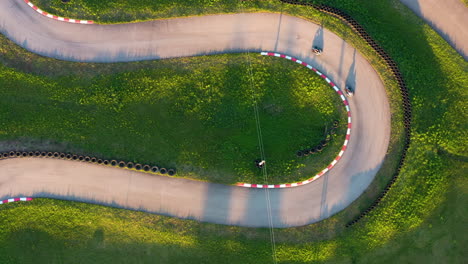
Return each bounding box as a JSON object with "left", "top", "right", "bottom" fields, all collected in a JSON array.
[
  {"left": 237, "top": 52, "right": 352, "bottom": 188},
  {"left": 23, "top": 0, "right": 94, "bottom": 24},
  {"left": 0, "top": 197, "right": 33, "bottom": 205}
]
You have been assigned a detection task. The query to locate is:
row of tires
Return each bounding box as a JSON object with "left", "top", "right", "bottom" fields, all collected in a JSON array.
[
  {"left": 280, "top": 0, "right": 412, "bottom": 227},
  {"left": 0, "top": 151, "right": 176, "bottom": 176},
  {"left": 296, "top": 120, "right": 339, "bottom": 157}
]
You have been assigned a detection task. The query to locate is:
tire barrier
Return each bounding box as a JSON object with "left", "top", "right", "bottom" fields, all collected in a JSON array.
[
  {"left": 0, "top": 150, "right": 176, "bottom": 177},
  {"left": 297, "top": 122, "right": 338, "bottom": 158},
  {"left": 278, "top": 0, "right": 412, "bottom": 226},
  {"left": 23, "top": 0, "right": 94, "bottom": 24},
  {"left": 237, "top": 52, "right": 352, "bottom": 188},
  {"left": 0, "top": 197, "right": 33, "bottom": 205}
]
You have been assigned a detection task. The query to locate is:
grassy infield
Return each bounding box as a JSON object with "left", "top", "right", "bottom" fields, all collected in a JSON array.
[
  {"left": 0, "top": 0, "right": 467, "bottom": 263},
  {"left": 0, "top": 47, "right": 346, "bottom": 185}
]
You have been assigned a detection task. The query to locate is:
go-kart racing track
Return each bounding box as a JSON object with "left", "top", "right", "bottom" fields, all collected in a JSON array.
[{"left": 0, "top": 0, "right": 393, "bottom": 228}]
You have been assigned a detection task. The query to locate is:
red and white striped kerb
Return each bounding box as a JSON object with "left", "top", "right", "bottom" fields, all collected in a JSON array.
[
  {"left": 0, "top": 197, "right": 33, "bottom": 205},
  {"left": 23, "top": 0, "right": 94, "bottom": 24},
  {"left": 236, "top": 52, "right": 352, "bottom": 189}
]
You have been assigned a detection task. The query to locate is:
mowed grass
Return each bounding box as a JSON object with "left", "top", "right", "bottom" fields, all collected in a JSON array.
[
  {"left": 1, "top": 0, "right": 467, "bottom": 263},
  {"left": 0, "top": 42, "right": 347, "bottom": 185}
]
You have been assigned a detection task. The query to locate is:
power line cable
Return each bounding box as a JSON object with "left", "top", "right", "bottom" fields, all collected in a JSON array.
[{"left": 238, "top": 1, "right": 278, "bottom": 262}]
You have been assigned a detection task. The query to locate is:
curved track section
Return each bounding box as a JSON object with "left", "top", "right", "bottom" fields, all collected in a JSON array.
[
  {"left": 0, "top": 0, "right": 390, "bottom": 227},
  {"left": 400, "top": 0, "right": 468, "bottom": 60}
]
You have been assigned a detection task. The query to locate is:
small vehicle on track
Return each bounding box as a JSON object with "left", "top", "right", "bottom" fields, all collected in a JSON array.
[
  {"left": 344, "top": 86, "right": 354, "bottom": 97},
  {"left": 255, "top": 159, "right": 266, "bottom": 169},
  {"left": 312, "top": 46, "right": 323, "bottom": 55}
]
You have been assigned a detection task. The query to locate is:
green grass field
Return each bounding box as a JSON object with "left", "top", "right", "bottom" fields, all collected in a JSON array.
[
  {"left": 0, "top": 0, "right": 467, "bottom": 263},
  {"left": 0, "top": 41, "right": 346, "bottom": 184}
]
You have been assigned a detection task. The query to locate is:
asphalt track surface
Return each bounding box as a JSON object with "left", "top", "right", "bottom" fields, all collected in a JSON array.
[
  {"left": 400, "top": 0, "right": 468, "bottom": 60},
  {"left": 0, "top": 0, "right": 391, "bottom": 227}
]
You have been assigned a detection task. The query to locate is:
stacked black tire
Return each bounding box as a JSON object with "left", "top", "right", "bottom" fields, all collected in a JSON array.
[
  {"left": 0, "top": 151, "right": 176, "bottom": 176},
  {"left": 296, "top": 120, "right": 338, "bottom": 157},
  {"left": 279, "top": 0, "right": 412, "bottom": 227}
]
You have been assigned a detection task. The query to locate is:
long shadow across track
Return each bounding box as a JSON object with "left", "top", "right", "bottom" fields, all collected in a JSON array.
[{"left": 0, "top": 0, "right": 390, "bottom": 228}]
